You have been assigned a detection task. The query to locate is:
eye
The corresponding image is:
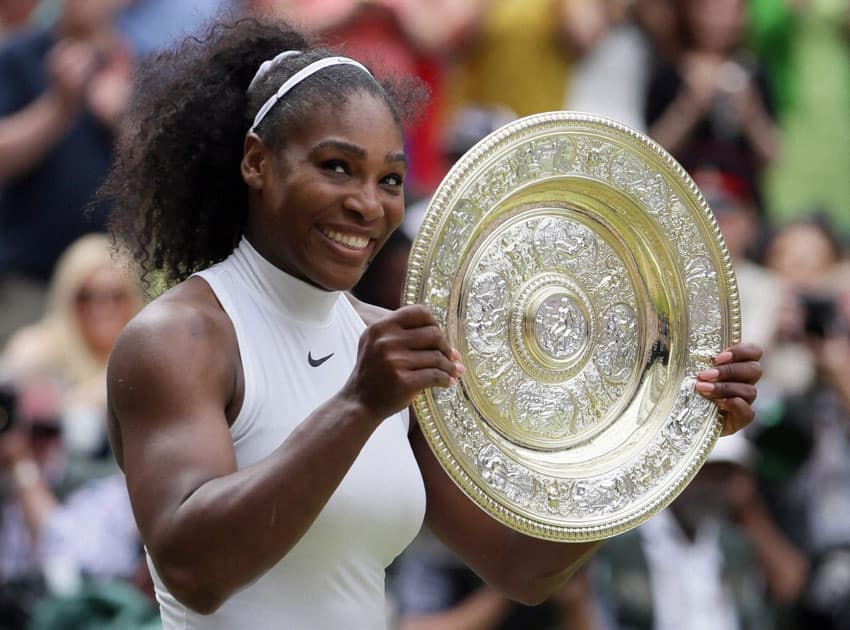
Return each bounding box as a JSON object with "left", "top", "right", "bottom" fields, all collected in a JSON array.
[
  {"left": 322, "top": 159, "right": 349, "bottom": 175},
  {"left": 382, "top": 172, "right": 404, "bottom": 188}
]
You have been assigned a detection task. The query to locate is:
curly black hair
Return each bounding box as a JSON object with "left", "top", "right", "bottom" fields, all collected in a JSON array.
[{"left": 103, "top": 14, "right": 426, "bottom": 288}]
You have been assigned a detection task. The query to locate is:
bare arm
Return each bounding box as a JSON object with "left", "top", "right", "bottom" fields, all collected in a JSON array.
[
  {"left": 110, "top": 284, "right": 459, "bottom": 614},
  {"left": 648, "top": 54, "right": 718, "bottom": 154},
  {"left": 0, "top": 40, "right": 95, "bottom": 184},
  {"left": 730, "top": 81, "right": 780, "bottom": 166}
]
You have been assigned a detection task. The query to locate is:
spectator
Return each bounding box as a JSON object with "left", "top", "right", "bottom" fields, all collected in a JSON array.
[
  {"left": 592, "top": 433, "right": 808, "bottom": 630},
  {"left": 755, "top": 218, "right": 850, "bottom": 629},
  {"left": 0, "top": 234, "right": 143, "bottom": 432},
  {"left": 566, "top": 0, "right": 660, "bottom": 131},
  {"left": 645, "top": 0, "right": 778, "bottom": 205},
  {"left": 0, "top": 0, "right": 133, "bottom": 344},
  {"left": 448, "top": 0, "right": 610, "bottom": 119},
  {"left": 0, "top": 233, "right": 142, "bottom": 626}
]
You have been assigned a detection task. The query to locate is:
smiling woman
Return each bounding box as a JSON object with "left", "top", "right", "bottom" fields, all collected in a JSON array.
[{"left": 98, "top": 12, "right": 763, "bottom": 630}]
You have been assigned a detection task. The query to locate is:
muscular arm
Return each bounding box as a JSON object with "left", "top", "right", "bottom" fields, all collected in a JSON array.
[{"left": 111, "top": 284, "right": 458, "bottom": 614}]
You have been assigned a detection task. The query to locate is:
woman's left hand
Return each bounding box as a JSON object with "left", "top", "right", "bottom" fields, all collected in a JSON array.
[{"left": 695, "top": 342, "right": 763, "bottom": 436}]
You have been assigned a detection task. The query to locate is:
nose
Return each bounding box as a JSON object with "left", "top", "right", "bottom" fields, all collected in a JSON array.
[{"left": 344, "top": 182, "right": 384, "bottom": 223}]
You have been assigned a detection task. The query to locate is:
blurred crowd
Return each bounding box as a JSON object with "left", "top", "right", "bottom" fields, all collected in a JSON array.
[{"left": 0, "top": 0, "right": 848, "bottom": 629}]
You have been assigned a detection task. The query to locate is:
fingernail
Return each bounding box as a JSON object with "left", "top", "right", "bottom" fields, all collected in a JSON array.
[
  {"left": 449, "top": 377, "right": 457, "bottom": 387},
  {"left": 714, "top": 351, "right": 733, "bottom": 365},
  {"left": 454, "top": 362, "right": 465, "bottom": 375},
  {"left": 451, "top": 348, "right": 461, "bottom": 361},
  {"left": 695, "top": 381, "right": 715, "bottom": 394},
  {"left": 699, "top": 368, "right": 720, "bottom": 381}
]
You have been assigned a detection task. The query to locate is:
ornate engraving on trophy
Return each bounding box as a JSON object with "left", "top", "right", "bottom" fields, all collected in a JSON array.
[{"left": 533, "top": 293, "right": 588, "bottom": 361}]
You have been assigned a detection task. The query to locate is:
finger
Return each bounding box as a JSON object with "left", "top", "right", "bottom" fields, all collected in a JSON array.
[
  {"left": 399, "top": 349, "right": 460, "bottom": 377},
  {"left": 404, "top": 367, "right": 455, "bottom": 393},
  {"left": 714, "top": 342, "right": 763, "bottom": 365},
  {"left": 697, "top": 361, "right": 762, "bottom": 384},
  {"left": 399, "top": 325, "right": 452, "bottom": 358},
  {"left": 392, "top": 304, "right": 439, "bottom": 329},
  {"left": 695, "top": 380, "right": 757, "bottom": 404},
  {"left": 717, "top": 398, "right": 755, "bottom": 436}
]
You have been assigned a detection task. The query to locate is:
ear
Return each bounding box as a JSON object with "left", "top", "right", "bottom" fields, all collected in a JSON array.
[{"left": 241, "top": 133, "right": 272, "bottom": 191}]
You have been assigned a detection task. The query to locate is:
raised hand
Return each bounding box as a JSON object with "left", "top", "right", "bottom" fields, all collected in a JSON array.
[
  {"left": 45, "top": 40, "right": 98, "bottom": 114},
  {"left": 695, "top": 342, "right": 763, "bottom": 435}
]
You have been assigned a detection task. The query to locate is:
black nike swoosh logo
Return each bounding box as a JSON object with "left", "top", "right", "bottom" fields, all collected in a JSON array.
[{"left": 308, "top": 351, "right": 334, "bottom": 367}]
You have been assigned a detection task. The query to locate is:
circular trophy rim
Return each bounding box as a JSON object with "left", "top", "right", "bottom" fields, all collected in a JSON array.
[{"left": 403, "top": 111, "right": 741, "bottom": 541}]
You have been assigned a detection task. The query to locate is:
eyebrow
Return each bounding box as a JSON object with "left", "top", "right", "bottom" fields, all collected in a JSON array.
[{"left": 311, "top": 139, "right": 407, "bottom": 165}]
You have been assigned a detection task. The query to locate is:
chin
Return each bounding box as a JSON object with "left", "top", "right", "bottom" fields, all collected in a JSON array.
[{"left": 310, "top": 269, "right": 366, "bottom": 293}]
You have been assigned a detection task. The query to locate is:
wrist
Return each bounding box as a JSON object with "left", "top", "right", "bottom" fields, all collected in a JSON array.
[
  {"left": 330, "top": 391, "right": 384, "bottom": 432},
  {"left": 42, "top": 89, "right": 80, "bottom": 123}
]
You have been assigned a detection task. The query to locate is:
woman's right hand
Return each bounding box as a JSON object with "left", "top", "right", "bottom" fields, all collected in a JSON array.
[{"left": 341, "top": 304, "right": 463, "bottom": 421}]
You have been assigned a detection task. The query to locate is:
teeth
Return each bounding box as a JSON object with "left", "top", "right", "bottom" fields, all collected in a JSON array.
[{"left": 320, "top": 228, "right": 369, "bottom": 250}]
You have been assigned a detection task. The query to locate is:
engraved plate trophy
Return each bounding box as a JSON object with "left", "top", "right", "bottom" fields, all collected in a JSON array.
[{"left": 403, "top": 112, "right": 740, "bottom": 541}]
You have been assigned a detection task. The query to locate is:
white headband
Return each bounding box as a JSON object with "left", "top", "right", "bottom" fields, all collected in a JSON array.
[{"left": 249, "top": 53, "right": 374, "bottom": 133}]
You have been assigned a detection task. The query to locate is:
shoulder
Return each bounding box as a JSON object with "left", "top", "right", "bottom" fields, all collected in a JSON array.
[
  {"left": 345, "top": 293, "right": 391, "bottom": 327},
  {"left": 109, "top": 277, "right": 238, "bottom": 395}
]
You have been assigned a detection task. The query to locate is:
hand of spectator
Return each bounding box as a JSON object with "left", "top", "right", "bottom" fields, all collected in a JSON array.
[
  {"left": 696, "top": 342, "right": 763, "bottom": 435},
  {"left": 681, "top": 52, "right": 722, "bottom": 114},
  {"left": 45, "top": 40, "right": 98, "bottom": 114},
  {"left": 87, "top": 55, "right": 133, "bottom": 130},
  {"left": 728, "top": 79, "right": 757, "bottom": 119}
]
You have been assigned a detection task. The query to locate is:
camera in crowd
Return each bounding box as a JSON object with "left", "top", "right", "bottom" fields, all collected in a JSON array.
[{"left": 801, "top": 293, "right": 846, "bottom": 339}]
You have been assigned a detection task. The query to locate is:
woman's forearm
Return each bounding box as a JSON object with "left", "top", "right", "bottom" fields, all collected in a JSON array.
[{"left": 148, "top": 395, "right": 382, "bottom": 614}]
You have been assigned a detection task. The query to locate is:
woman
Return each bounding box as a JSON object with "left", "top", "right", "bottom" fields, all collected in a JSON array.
[
  {"left": 1, "top": 233, "right": 143, "bottom": 426},
  {"left": 0, "top": 233, "right": 142, "bottom": 621},
  {"left": 645, "top": 0, "right": 778, "bottom": 203},
  {"left": 102, "top": 15, "right": 762, "bottom": 629}
]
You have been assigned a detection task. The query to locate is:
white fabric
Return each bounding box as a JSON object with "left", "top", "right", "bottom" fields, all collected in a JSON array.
[
  {"left": 566, "top": 24, "right": 650, "bottom": 132},
  {"left": 149, "top": 238, "right": 427, "bottom": 629},
  {"left": 250, "top": 56, "right": 373, "bottom": 132},
  {"left": 640, "top": 510, "right": 739, "bottom": 630}
]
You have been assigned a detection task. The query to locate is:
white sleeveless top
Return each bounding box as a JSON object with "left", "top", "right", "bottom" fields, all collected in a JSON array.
[{"left": 149, "top": 238, "right": 427, "bottom": 630}]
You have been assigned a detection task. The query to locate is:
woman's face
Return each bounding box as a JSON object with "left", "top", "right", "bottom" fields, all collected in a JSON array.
[
  {"left": 766, "top": 224, "right": 838, "bottom": 291},
  {"left": 245, "top": 91, "right": 406, "bottom": 292},
  {"left": 74, "top": 265, "right": 137, "bottom": 358},
  {"left": 684, "top": 0, "right": 746, "bottom": 53}
]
